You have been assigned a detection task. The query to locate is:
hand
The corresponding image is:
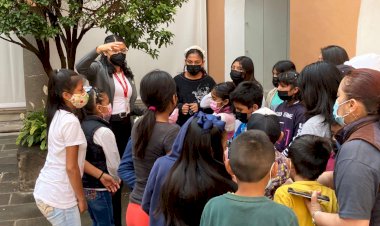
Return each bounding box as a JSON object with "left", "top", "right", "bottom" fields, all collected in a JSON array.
[
  {"left": 100, "top": 173, "right": 120, "bottom": 193},
  {"left": 189, "top": 103, "right": 199, "bottom": 113},
  {"left": 182, "top": 104, "right": 189, "bottom": 115},
  {"left": 305, "top": 191, "right": 323, "bottom": 215},
  {"left": 78, "top": 198, "right": 88, "bottom": 213},
  {"left": 96, "top": 42, "right": 125, "bottom": 54}
]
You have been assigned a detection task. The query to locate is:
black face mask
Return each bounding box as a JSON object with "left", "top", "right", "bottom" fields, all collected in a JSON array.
[
  {"left": 187, "top": 65, "right": 203, "bottom": 76},
  {"left": 230, "top": 70, "right": 244, "bottom": 85},
  {"left": 277, "top": 90, "right": 292, "bottom": 101},
  {"left": 272, "top": 77, "right": 279, "bottom": 87},
  {"left": 235, "top": 112, "right": 248, "bottom": 123},
  {"left": 110, "top": 53, "right": 126, "bottom": 67}
]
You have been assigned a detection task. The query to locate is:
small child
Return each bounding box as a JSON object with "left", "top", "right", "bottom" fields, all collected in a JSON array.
[
  {"left": 246, "top": 107, "right": 290, "bottom": 199},
  {"left": 200, "top": 130, "right": 298, "bottom": 226},
  {"left": 82, "top": 87, "right": 121, "bottom": 226},
  {"left": 210, "top": 82, "right": 236, "bottom": 139},
  {"left": 274, "top": 135, "right": 338, "bottom": 226},
  {"left": 274, "top": 71, "right": 306, "bottom": 152},
  {"left": 229, "top": 81, "right": 264, "bottom": 138}
]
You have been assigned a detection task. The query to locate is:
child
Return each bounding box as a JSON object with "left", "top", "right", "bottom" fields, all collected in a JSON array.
[
  {"left": 151, "top": 112, "right": 236, "bottom": 226},
  {"left": 81, "top": 87, "right": 121, "bottom": 226},
  {"left": 274, "top": 71, "right": 306, "bottom": 152},
  {"left": 247, "top": 108, "right": 290, "bottom": 199},
  {"left": 266, "top": 60, "right": 296, "bottom": 110},
  {"left": 124, "top": 70, "right": 180, "bottom": 226},
  {"left": 34, "top": 69, "right": 89, "bottom": 225},
  {"left": 175, "top": 46, "right": 216, "bottom": 126},
  {"left": 274, "top": 135, "right": 338, "bottom": 226},
  {"left": 229, "top": 81, "right": 264, "bottom": 138},
  {"left": 210, "top": 82, "right": 236, "bottom": 139},
  {"left": 200, "top": 130, "right": 298, "bottom": 226}
]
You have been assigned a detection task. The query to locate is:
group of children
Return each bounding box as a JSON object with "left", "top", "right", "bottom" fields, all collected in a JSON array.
[{"left": 35, "top": 43, "right": 372, "bottom": 226}]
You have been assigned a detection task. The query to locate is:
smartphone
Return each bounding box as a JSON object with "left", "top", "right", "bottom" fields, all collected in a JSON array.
[{"left": 287, "top": 187, "right": 330, "bottom": 202}]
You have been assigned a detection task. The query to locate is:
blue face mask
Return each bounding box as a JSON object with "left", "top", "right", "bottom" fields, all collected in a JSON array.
[{"left": 333, "top": 99, "right": 350, "bottom": 126}]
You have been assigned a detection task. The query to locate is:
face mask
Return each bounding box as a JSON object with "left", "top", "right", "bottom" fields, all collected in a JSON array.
[
  {"left": 101, "top": 104, "right": 112, "bottom": 121},
  {"left": 265, "top": 162, "right": 275, "bottom": 190},
  {"left": 235, "top": 112, "right": 248, "bottom": 123},
  {"left": 110, "top": 53, "right": 126, "bottom": 66},
  {"left": 69, "top": 92, "right": 89, "bottom": 109},
  {"left": 333, "top": 99, "right": 350, "bottom": 126},
  {"left": 272, "top": 77, "right": 279, "bottom": 87},
  {"left": 187, "top": 65, "right": 202, "bottom": 75},
  {"left": 230, "top": 70, "right": 244, "bottom": 85},
  {"left": 210, "top": 100, "right": 223, "bottom": 113},
  {"left": 277, "top": 90, "right": 292, "bottom": 101}
]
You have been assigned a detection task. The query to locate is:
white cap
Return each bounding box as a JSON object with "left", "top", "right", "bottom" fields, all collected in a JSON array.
[
  {"left": 344, "top": 53, "right": 380, "bottom": 71},
  {"left": 184, "top": 45, "right": 206, "bottom": 57},
  {"left": 252, "top": 107, "right": 277, "bottom": 116}
]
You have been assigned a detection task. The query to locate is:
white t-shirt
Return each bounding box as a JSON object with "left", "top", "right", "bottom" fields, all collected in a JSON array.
[
  {"left": 34, "top": 110, "right": 87, "bottom": 209},
  {"left": 299, "top": 114, "right": 331, "bottom": 138},
  {"left": 112, "top": 72, "right": 132, "bottom": 114}
]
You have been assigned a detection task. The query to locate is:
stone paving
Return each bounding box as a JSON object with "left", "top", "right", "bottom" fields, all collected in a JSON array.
[{"left": 0, "top": 133, "right": 107, "bottom": 226}]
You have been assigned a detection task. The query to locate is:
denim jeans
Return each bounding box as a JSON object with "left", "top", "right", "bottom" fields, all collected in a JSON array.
[
  {"left": 85, "top": 189, "right": 115, "bottom": 226},
  {"left": 35, "top": 199, "right": 81, "bottom": 226}
]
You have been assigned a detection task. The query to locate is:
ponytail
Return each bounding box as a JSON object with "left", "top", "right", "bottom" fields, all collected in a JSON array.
[
  {"left": 133, "top": 70, "right": 177, "bottom": 159},
  {"left": 134, "top": 108, "right": 157, "bottom": 158}
]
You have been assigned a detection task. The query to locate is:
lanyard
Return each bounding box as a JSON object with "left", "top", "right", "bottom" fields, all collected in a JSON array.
[{"left": 114, "top": 72, "right": 128, "bottom": 98}]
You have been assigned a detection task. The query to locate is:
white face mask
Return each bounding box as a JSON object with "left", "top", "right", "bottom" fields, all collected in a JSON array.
[{"left": 265, "top": 162, "right": 275, "bottom": 190}]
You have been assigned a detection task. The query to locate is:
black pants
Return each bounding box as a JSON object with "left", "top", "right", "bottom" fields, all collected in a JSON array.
[{"left": 110, "top": 115, "right": 132, "bottom": 226}]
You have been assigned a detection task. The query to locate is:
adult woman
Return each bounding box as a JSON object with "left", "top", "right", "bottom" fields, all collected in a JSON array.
[
  {"left": 175, "top": 46, "right": 216, "bottom": 126},
  {"left": 265, "top": 60, "right": 296, "bottom": 110},
  {"left": 318, "top": 45, "right": 349, "bottom": 65},
  {"left": 298, "top": 61, "right": 342, "bottom": 138},
  {"left": 126, "top": 70, "right": 180, "bottom": 226},
  {"left": 307, "top": 69, "right": 380, "bottom": 226},
  {"left": 158, "top": 113, "right": 237, "bottom": 226},
  {"left": 76, "top": 34, "right": 141, "bottom": 226}
]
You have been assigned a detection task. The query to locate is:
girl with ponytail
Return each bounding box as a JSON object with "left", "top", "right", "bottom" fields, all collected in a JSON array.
[{"left": 123, "top": 70, "right": 180, "bottom": 226}]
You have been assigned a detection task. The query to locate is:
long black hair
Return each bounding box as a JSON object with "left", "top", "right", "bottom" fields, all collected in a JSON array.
[
  {"left": 100, "top": 34, "right": 134, "bottom": 79},
  {"left": 298, "top": 61, "right": 342, "bottom": 123},
  {"left": 134, "top": 70, "right": 176, "bottom": 159},
  {"left": 231, "top": 56, "right": 256, "bottom": 82},
  {"left": 158, "top": 117, "right": 237, "bottom": 226},
  {"left": 47, "top": 69, "right": 83, "bottom": 131}
]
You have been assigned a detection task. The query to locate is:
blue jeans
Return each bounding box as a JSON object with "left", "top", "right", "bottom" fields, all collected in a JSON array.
[
  {"left": 35, "top": 199, "right": 81, "bottom": 226},
  {"left": 85, "top": 189, "right": 115, "bottom": 226}
]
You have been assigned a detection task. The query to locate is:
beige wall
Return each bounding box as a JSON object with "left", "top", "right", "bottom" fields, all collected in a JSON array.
[
  {"left": 207, "top": 0, "right": 225, "bottom": 83},
  {"left": 290, "top": 0, "right": 361, "bottom": 70}
]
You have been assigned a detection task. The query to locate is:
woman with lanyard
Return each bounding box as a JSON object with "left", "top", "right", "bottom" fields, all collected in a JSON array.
[{"left": 76, "top": 34, "right": 142, "bottom": 226}]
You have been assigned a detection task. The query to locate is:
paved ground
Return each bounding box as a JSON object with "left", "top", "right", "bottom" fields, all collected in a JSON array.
[{"left": 0, "top": 133, "right": 129, "bottom": 226}]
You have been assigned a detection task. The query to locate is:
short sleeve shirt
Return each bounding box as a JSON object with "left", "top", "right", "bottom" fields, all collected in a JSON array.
[
  {"left": 34, "top": 110, "right": 87, "bottom": 209},
  {"left": 334, "top": 140, "right": 380, "bottom": 225}
]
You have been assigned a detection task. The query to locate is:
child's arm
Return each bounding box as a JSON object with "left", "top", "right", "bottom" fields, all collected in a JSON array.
[
  {"left": 118, "top": 137, "right": 136, "bottom": 190},
  {"left": 94, "top": 127, "right": 120, "bottom": 179},
  {"left": 66, "top": 145, "right": 87, "bottom": 213}
]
